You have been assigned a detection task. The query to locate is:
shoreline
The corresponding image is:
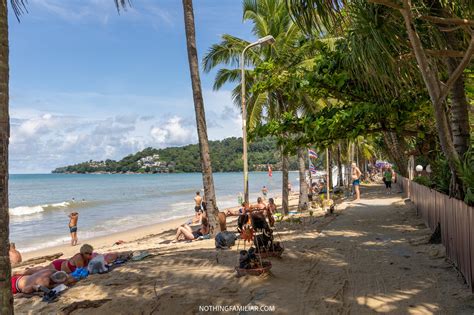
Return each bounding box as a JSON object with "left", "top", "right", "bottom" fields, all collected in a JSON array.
[
  {"left": 20, "top": 215, "right": 193, "bottom": 261},
  {"left": 19, "top": 201, "right": 245, "bottom": 262}
]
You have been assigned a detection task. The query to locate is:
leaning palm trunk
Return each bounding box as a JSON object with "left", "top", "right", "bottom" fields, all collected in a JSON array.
[
  {"left": 281, "top": 148, "right": 289, "bottom": 215},
  {"left": 182, "top": 0, "right": 219, "bottom": 233},
  {"left": 382, "top": 131, "right": 408, "bottom": 177},
  {"left": 297, "top": 148, "right": 308, "bottom": 210},
  {"left": 0, "top": 1, "right": 12, "bottom": 313}
]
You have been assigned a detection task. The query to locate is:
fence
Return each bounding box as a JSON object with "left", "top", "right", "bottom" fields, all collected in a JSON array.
[{"left": 398, "top": 176, "right": 474, "bottom": 292}]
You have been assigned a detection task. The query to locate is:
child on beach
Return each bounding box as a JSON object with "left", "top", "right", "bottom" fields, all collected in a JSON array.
[{"left": 68, "top": 212, "right": 79, "bottom": 246}]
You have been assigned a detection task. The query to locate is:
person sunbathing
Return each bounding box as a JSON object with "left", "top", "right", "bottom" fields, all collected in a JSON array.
[
  {"left": 174, "top": 217, "right": 210, "bottom": 242},
  {"left": 11, "top": 269, "right": 68, "bottom": 294},
  {"left": 49, "top": 244, "right": 93, "bottom": 273},
  {"left": 19, "top": 244, "right": 94, "bottom": 276}
]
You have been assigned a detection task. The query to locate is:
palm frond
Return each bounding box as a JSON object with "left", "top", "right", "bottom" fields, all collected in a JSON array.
[
  {"left": 202, "top": 34, "right": 256, "bottom": 72},
  {"left": 114, "top": 0, "right": 132, "bottom": 13},
  {"left": 213, "top": 68, "right": 241, "bottom": 90},
  {"left": 10, "top": 0, "right": 27, "bottom": 22},
  {"left": 247, "top": 91, "right": 269, "bottom": 131}
]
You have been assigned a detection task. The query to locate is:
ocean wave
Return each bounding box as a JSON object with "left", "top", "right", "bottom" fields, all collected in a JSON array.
[{"left": 9, "top": 201, "right": 81, "bottom": 216}]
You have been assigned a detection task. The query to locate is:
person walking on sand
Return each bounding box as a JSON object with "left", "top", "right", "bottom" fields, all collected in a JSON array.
[
  {"left": 68, "top": 212, "right": 79, "bottom": 246},
  {"left": 9, "top": 243, "right": 22, "bottom": 265},
  {"left": 383, "top": 166, "right": 394, "bottom": 194},
  {"left": 351, "top": 162, "right": 362, "bottom": 201}
]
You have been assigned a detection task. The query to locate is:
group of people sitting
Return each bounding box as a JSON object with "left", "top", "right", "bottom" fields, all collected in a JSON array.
[
  {"left": 11, "top": 244, "right": 122, "bottom": 295},
  {"left": 227, "top": 197, "right": 278, "bottom": 227}
]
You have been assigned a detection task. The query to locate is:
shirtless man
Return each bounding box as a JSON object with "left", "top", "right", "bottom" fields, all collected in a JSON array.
[
  {"left": 11, "top": 269, "right": 68, "bottom": 295},
  {"left": 194, "top": 191, "right": 202, "bottom": 213},
  {"left": 69, "top": 212, "right": 79, "bottom": 246},
  {"left": 9, "top": 243, "right": 22, "bottom": 265},
  {"left": 351, "top": 162, "right": 362, "bottom": 201}
]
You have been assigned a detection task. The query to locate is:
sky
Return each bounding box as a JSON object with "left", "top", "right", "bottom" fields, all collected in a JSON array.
[{"left": 8, "top": 0, "right": 254, "bottom": 173}]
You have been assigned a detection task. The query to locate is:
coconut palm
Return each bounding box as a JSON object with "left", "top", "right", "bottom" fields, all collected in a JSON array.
[
  {"left": 0, "top": 2, "right": 130, "bottom": 312},
  {"left": 182, "top": 0, "right": 219, "bottom": 232},
  {"left": 203, "top": 0, "right": 302, "bottom": 214}
]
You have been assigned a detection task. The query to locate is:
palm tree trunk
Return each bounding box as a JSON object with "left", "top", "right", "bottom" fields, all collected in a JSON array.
[
  {"left": 281, "top": 148, "right": 289, "bottom": 215},
  {"left": 297, "top": 147, "right": 308, "bottom": 210},
  {"left": 0, "top": 1, "right": 12, "bottom": 313},
  {"left": 328, "top": 148, "right": 333, "bottom": 189},
  {"left": 446, "top": 60, "right": 470, "bottom": 157},
  {"left": 382, "top": 131, "right": 408, "bottom": 177},
  {"left": 182, "top": 0, "right": 219, "bottom": 233}
]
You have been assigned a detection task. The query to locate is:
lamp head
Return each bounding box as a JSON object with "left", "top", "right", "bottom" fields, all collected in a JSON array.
[
  {"left": 257, "top": 35, "right": 275, "bottom": 45},
  {"left": 415, "top": 165, "right": 423, "bottom": 172}
]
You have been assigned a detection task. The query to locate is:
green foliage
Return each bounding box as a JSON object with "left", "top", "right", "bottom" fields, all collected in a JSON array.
[
  {"left": 52, "top": 136, "right": 299, "bottom": 174},
  {"left": 413, "top": 176, "right": 433, "bottom": 188},
  {"left": 459, "top": 147, "right": 474, "bottom": 205}
]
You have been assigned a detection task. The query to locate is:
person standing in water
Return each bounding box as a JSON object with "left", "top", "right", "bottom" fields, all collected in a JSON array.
[
  {"left": 351, "top": 162, "right": 362, "bottom": 201},
  {"left": 68, "top": 212, "right": 79, "bottom": 246}
]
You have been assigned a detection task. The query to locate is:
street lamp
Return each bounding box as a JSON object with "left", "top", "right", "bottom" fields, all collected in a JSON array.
[{"left": 240, "top": 35, "right": 275, "bottom": 205}]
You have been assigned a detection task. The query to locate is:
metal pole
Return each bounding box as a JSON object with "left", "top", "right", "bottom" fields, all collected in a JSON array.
[
  {"left": 239, "top": 36, "right": 275, "bottom": 205},
  {"left": 241, "top": 47, "right": 250, "bottom": 205}
]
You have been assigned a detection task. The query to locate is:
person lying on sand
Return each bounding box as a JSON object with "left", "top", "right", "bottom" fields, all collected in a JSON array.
[
  {"left": 11, "top": 269, "right": 69, "bottom": 294},
  {"left": 9, "top": 243, "right": 22, "bottom": 265},
  {"left": 18, "top": 244, "right": 94, "bottom": 276},
  {"left": 174, "top": 217, "right": 210, "bottom": 242}
]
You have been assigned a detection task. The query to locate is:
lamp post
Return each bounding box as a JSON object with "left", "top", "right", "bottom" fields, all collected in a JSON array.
[{"left": 240, "top": 35, "right": 275, "bottom": 204}]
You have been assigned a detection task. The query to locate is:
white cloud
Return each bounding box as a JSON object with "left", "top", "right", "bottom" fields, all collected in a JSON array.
[{"left": 150, "top": 116, "right": 195, "bottom": 145}]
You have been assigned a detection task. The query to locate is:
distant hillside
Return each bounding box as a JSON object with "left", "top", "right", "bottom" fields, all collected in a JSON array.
[{"left": 52, "top": 137, "right": 300, "bottom": 174}]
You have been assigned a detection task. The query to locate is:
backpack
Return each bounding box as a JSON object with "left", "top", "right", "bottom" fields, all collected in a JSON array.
[{"left": 215, "top": 231, "right": 237, "bottom": 249}]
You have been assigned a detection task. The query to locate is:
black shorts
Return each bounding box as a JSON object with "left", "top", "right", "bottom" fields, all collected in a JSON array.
[
  {"left": 385, "top": 181, "right": 392, "bottom": 188},
  {"left": 69, "top": 226, "right": 77, "bottom": 233},
  {"left": 194, "top": 206, "right": 202, "bottom": 212}
]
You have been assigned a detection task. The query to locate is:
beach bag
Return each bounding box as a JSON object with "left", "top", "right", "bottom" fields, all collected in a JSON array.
[
  {"left": 215, "top": 231, "right": 237, "bottom": 249},
  {"left": 88, "top": 255, "right": 109, "bottom": 274}
]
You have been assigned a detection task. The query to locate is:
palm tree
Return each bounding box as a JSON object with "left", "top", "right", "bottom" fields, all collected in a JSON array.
[
  {"left": 0, "top": 2, "right": 130, "bottom": 312},
  {"left": 182, "top": 0, "right": 219, "bottom": 232},
  {"left": 203, "top": 0, "right": 300, "bottom": 214}
]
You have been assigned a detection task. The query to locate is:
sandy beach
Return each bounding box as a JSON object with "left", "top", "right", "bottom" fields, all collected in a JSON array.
[{"left": 13, "top": 185, "right": 474, "bottom": 314}]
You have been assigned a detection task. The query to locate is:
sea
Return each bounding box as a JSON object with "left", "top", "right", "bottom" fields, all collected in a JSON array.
[{"left": 9, "top": 172, "right": 299, "bottom": 252}]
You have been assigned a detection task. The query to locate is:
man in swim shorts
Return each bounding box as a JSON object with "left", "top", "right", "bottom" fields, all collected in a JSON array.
[
  {"left": 11, "top": 269, "right": 68, "bottom": 294},
  {"left": 351, "top": 162, "right": 362, "bottom": 201},
  {"left": 68, "top": 212, "right": 79, "bottom": 246}
]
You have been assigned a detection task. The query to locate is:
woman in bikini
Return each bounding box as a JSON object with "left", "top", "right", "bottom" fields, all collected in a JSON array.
[
  {"left": 18, "top": 244, "right": 94, "bottom": 276},
  {"left": 174, "top": 217, "right": 210, "bottom": 242},
  {"left": 50, "top": 244, "right": 93, "bottom": 273}
]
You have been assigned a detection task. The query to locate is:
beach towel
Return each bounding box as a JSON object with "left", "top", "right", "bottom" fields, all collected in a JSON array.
[
  {"left": 71, "top": 267, "right": 89, "bottom": 281},
  {"left": 131, "top": 251, "right": 151, "bottom": 261}
]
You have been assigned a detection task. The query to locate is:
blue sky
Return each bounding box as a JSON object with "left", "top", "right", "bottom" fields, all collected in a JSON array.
[{"left": 9, "top": 0, "right": 254, "bottom": 173}]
